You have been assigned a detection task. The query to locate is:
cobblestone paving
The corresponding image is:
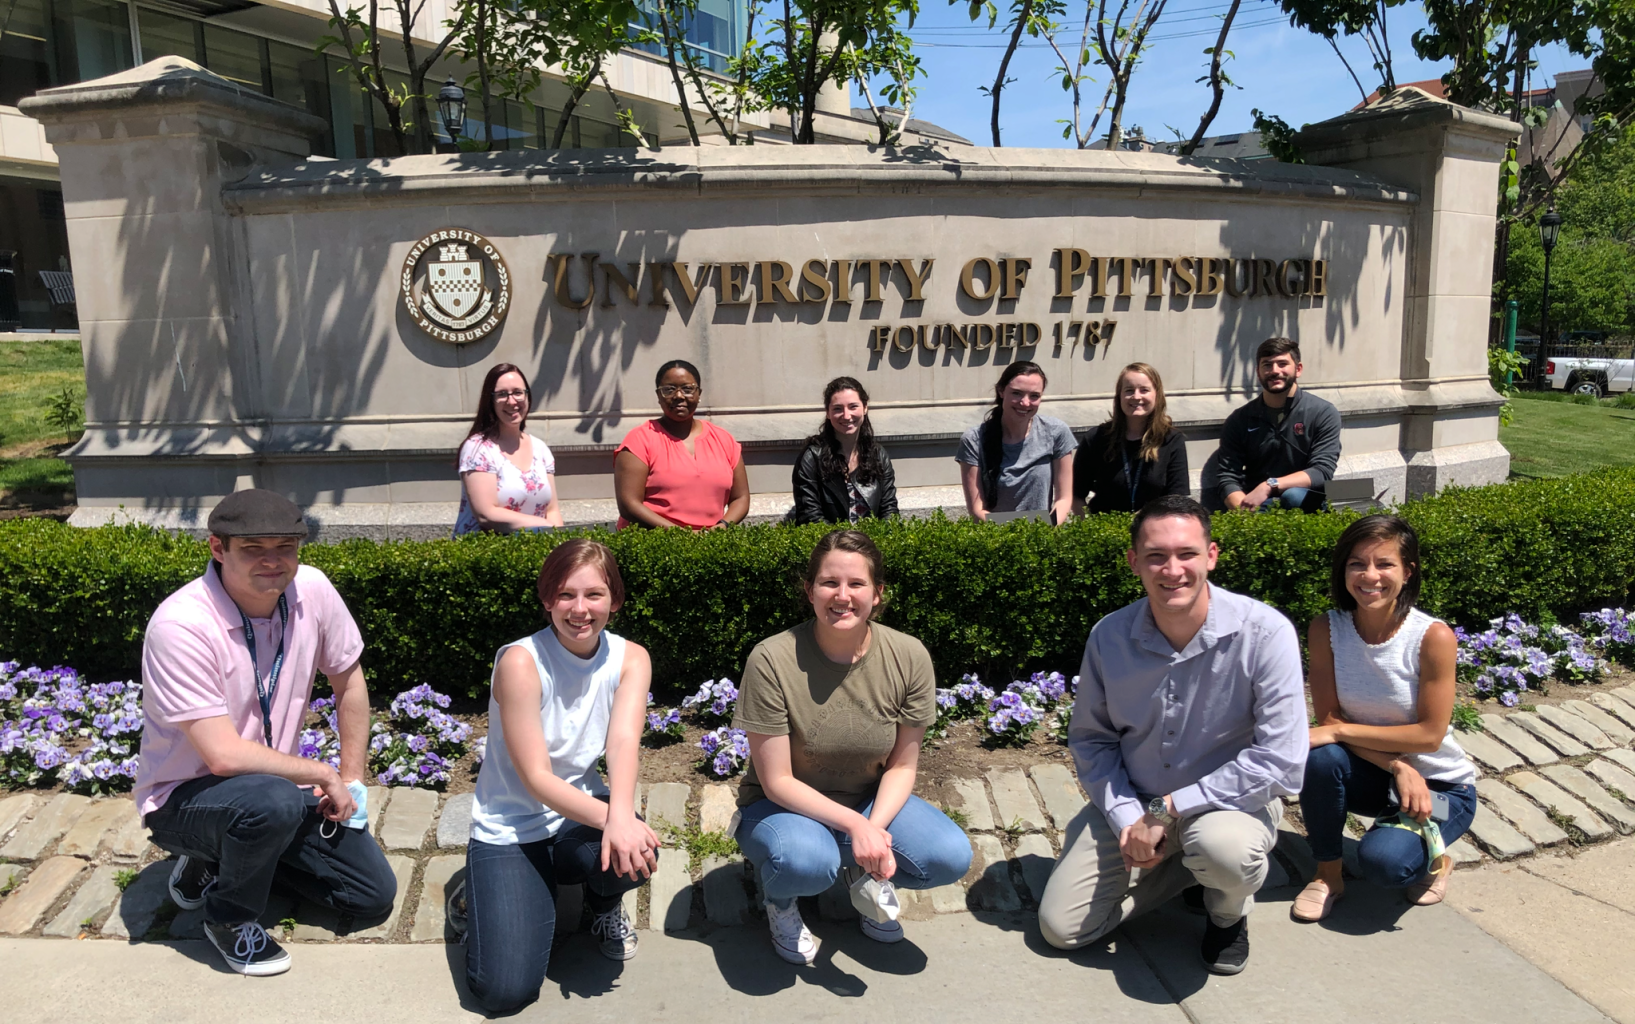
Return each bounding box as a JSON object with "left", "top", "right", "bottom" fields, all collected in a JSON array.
[{"left": 5, "top": 687, "right": 1635, "bottom": 944}]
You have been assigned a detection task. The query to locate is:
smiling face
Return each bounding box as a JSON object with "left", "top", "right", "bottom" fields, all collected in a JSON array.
[
  {"left": 491, "top": 370, "right": 530, "bottom": 431},
  {"left": 1256, "top": 352, "right": 1302, "bottom": 396},
  {"left": 826, "top": 388, "right": 867, "bottom": 439},
  {"left": 1002, "top": 372, "right": 1046, "bottom": 422},
  {"left": 656, "top": 366, "right": 701, "bottom": 425},
  {"left": 805, "top": 550, "right": 881, "bottom": 635},
  {"left": 1118, "top": 371, "right": 1157, "bottom": 423},
  {"left": 546, "top": 563, "right": 620, "bottom": 652},
  {"left": 209, "top": 535, "right": 300, "bottom": 608},
  {"left": 1344, "top": 537, "right": 1411, "bottom": 617},
  {"left": 1126, "top": 514, "right": 1218, "bottom": 617}
]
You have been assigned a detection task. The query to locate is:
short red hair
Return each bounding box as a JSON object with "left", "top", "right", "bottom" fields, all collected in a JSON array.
[{"left": 536, "top": 539, "right": 625, "bottom": 611}]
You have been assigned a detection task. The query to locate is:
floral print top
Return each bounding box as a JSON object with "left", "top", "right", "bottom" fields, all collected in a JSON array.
[{"left": 454, "top": 433, "right": 556, "bottom": 536}]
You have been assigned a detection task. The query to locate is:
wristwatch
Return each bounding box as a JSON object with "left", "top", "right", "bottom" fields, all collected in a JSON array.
[
  {"left": 1146, "top": 796, "right": 1175, "bottom": 826},
  {"left": 1265, "top": 477, "right": 1280, "bottom": 496}
]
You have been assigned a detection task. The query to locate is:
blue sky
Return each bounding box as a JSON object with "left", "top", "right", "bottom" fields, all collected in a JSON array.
[{"left": 875, "top": 1, "right": 1588, "bottom": 147}]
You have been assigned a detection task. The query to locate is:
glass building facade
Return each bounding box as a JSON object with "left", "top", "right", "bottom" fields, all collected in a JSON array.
[{"left": 0, "top": 0, "right": 745, "bottom": 326}]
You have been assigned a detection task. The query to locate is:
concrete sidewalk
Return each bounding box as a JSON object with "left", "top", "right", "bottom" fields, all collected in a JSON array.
[{"left": 0, "top": 879, "right": 1607, "bottom": 1024}]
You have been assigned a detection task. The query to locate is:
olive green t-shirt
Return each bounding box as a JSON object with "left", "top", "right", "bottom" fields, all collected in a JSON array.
[{"left": 733, "top": 619, "right": 938, "bottom": 808}]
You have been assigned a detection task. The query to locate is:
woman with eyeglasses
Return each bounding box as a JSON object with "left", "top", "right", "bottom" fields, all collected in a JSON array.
[
  {"left": 453, "top": 363, "right": 564, "bottom": 537},
  {"left": 614, "top": 360, "right": 751, "bottom": 529}
]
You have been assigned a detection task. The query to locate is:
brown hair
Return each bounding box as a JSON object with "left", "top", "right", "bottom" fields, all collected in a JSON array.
[
  {"left": 1330, "top": 514, "right": 1420, "bottom": 622},
  {"left": 803, "top": 529, "right": 886, "bottom": 614},
  {"left": 1130, "top": 494, "right": 1211, "bottom": 548},
  {"left": 979, "top": 361, "right": 1049, "bottom": 506},
  {"left": 1103, "top": 362, "right": 1175, "bottom": 463},
  {"left": 536, "top": 539, "right": 625, "bottom": 613},
  {"left": 1255, "top": 336, "right": 1301, "bottom": 364},
  {"left": 466, "top": 362, "right": 531, "bottom": 442}
]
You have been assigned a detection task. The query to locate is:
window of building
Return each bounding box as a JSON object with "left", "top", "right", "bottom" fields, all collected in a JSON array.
[
  {"left": 0, "top": 0, "right": 135, "bottom": 107},
  {"left": 137, "top": 6, "right": 203, "bottom": 66},
  {"left": 630, "top": 0, "right": 746, "bottom": 74},
  {"left": 201, "top": 22, "right": 263, "bottom": 91}
]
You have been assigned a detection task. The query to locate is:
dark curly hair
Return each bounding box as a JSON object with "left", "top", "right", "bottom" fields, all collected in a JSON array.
[{"left": 805, "top": 377, "right": 884, "bottom": 486}]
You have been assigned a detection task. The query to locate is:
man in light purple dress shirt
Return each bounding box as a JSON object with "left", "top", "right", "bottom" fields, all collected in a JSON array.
[{"left": 1038, "top": 495, "right": 1307, "bottom": 975}]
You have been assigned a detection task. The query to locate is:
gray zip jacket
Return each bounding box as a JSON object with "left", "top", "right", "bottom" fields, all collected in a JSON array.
[{"left": 1215, "top": 387, "right": 1342, "bottom": 498}]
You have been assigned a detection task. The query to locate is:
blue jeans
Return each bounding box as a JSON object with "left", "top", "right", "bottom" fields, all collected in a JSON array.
[
  {"left": 734, "top": 794, "right": 973, "bottom": 910},
  {"left": 1255, "top": 485, "right": 1324, "bottom": 512},
  {"left": 1299, "top": 744, "right": 1478, "bottom": 887},
  {"left": 143, "top": 773, "right": 396, "bottom": 926},
  {"left": 465, "top": 825, "right": 648, "bottom": 1014}
]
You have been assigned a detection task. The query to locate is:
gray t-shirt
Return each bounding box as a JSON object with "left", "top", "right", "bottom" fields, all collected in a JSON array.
[{"left": 956, "top": 414, "right": 1078, "bottom": 513}]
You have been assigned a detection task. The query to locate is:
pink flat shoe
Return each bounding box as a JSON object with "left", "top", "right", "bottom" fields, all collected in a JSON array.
[
  {"left": 1291, "top": 878, "right": 1342, "bottom": 922},
  {"left": 1407, "top": 858, "right": 1452, "bottom": 906}
]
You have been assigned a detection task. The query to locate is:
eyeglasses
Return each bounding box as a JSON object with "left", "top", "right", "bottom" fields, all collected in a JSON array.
[
  {"left": 492, "top": 389, "right": 529, "bottom": 401},
  {"left": 657, "top": 385, "right": 701, "bottom": 399}
]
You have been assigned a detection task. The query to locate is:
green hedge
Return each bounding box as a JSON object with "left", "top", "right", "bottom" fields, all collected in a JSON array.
[{"left": 4, "top": 467, "right": 1635, "bottom": 699}]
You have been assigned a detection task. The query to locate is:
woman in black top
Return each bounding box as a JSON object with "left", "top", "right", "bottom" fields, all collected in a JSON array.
[
  {"left": 1072, "top": 362, "right": 1190, "bottom": 515},
  {"left": 790, "top": 377, "right": 899, "bottom": 525}
]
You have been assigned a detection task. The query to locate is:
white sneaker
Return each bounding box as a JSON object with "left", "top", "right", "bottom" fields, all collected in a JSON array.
[
  {"left": 590, "top": 904, "right": 639, "bottom": 961},
  {"left": 765, "top": 900, "right": 819, "bottom": 965}
]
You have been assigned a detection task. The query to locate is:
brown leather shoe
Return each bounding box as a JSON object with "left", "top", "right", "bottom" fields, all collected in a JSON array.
[
  {"left": 1407, "top": 857, "right": 1452, "bottom": 906},
  {"left": 1291, "top": 878, "right": 1342, "bottom": 922}
]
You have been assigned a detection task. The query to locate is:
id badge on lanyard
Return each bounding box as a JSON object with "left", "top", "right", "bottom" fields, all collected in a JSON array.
[
  {"left": 1121, "top": 446, "right": 1144, "bottom": 510},
  {"left": 242, "top": 595, "right": 290, "bottom": 747}
]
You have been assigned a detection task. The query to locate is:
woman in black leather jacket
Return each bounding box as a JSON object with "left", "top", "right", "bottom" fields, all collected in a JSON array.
[{"left": 790, "top": 377, "right": 899, "bottom": 525}]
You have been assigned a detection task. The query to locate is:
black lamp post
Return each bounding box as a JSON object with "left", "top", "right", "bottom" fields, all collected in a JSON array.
[
  {"left": 1537, "top": 206, "right": 1562, "bottom": 383},
  {"left": 436, "top": 76, "right": 466, "bottom": 154}
]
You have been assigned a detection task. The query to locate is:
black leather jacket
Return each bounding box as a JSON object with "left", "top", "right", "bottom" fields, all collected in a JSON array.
[{"left": 790, "top": 442, "right": 899, "bottom": 525}]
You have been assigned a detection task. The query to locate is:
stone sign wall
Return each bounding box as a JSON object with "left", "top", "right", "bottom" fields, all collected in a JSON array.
[{"left": 20, "top": 58, "right": 1519, "bottom": 537}]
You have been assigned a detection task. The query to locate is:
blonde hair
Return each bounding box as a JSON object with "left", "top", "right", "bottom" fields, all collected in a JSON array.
[{"left": 1104, "top": 362, "right": 1175, "bottom": 463}]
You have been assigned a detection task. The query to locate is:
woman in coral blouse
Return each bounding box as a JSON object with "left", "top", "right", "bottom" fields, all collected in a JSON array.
[{"left": 614, "top": 360, "right": 750, "bottom": 529}]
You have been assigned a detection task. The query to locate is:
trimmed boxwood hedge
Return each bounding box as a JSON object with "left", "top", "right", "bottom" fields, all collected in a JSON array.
[{"left": 4, "top": 466, "right": 1634, "bottom": 700}]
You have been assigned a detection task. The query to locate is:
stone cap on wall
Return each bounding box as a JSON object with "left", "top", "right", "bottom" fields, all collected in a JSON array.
[
  {"left": 1296, "top": 86, "right": 1521, "bottom": 152},
  {"left": 18, "top": 56, "right": 327, "bottom": 146},
  {"left": 224, "top": 141, "right": 1421, "bottom": 213}
]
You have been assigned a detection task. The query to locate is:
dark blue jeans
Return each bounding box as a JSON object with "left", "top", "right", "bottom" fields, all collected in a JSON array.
[
  {"left": 143, "top": 773, "right": 396, "bottom": 926},
  {"left": 465, "top": 825, "right": 649, "bottom": 1014},
  {"left": 1299, "top": 744, "right": 1478, "bottom": 888}
]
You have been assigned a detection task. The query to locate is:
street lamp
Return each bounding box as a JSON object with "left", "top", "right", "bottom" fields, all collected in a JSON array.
[
  {"left": 436, "top": 76, "right": 466, "bottom": 153},
  {"left": 1537, "top": 206, "right": 1563, "bottom": 384}
]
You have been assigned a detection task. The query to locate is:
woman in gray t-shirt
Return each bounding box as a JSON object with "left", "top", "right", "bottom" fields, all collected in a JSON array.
[{"left": 956, "top": 361, "right": 1077, "bottom": 523}]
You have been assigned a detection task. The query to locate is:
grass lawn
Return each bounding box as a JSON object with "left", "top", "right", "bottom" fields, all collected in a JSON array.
[
  {"left": 1502, "top": 391, "right": 1635, "bottom": 480},
  {"left": 0, "top": 338, "right": 83, "bottom": 506}
]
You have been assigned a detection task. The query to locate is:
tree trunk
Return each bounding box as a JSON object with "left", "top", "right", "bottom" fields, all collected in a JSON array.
[
  {"left": 991, "top": 0, "right": 1035, "bottom": 147},
  {"left": 657, "top": 0, "right": 702, "bottom": 145},
  {"left": 1179, "top": 0, "right": 1241, "bottom": 156}
]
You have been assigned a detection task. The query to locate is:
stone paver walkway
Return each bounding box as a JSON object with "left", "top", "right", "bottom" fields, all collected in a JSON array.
[{"left": 2, "top": 687, "right": 1634, "bottom": 955}]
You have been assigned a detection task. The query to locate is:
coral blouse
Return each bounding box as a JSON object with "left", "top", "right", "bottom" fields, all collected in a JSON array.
[{"left": 616, "top": 419, "right": 741, "bottom": 529}]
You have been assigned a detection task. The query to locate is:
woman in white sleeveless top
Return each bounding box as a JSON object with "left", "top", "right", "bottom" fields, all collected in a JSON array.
[
  {"left": 1294, "top": 515, "right": 1477, "bottom": 922},
  {"left": 458, "top": 540, "right": 659, "bottom": 1013}
]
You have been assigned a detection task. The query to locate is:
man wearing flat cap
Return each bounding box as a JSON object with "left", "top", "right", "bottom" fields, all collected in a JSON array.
[{"left": 134, "top": 489, "right": 395, "bottom": 976}]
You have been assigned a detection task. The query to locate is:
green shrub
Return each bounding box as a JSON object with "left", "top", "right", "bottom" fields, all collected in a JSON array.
[
  {"left": 3, "top": 467, "right": 1635, "bottom": 699},
  {"left": 1617, "top": 391, "right": 1635, "bottom": 409}
]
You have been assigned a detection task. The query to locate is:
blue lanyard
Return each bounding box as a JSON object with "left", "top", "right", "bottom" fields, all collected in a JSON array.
[
  {"left": 1121, "top": 444, "right": 1145, "bottom": 510},
  {"left": 240, "top": 591, "right": 290, "bottom": 747}
]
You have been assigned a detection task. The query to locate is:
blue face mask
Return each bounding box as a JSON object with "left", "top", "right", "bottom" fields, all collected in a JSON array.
[{"left": 346, "top": 780, "right": 369, "bottom": 830}]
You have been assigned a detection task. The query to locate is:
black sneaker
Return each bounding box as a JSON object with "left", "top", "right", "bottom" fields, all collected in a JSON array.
[
  {"left": 1181, "top": 884, "right": 1206, "bottom": 915},
  {"left": 1201, "top": 918, "right": 1250, "bottom": 975},
  {"left": 168, "top": 855, "right": 216, "bottom": 911},
  {"left": 204, "top": 920, "right": 292, "bottom": 977},
  {"left": 446, "top": 879, "right": 468, "bottom": 938}
]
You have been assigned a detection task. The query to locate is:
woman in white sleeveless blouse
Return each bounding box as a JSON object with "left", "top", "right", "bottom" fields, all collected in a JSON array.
[
  {"left": 1294, "top": 516, "right": 1477, "bottom": 922},
  {"left": 457, "top": 540, "right": 659, "bottom": 1013}
]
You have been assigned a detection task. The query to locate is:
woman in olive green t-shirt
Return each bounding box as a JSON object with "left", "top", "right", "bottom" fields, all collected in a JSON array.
[{"left": 732, "top": 529, "right": 973, "bottom": 965}]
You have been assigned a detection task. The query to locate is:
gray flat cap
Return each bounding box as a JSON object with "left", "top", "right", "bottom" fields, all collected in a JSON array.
[{"left": 207, "top": 489, "right": 309, "bottom": 539}]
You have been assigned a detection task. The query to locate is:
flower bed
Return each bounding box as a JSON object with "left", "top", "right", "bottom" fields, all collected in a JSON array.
[
  {"left": 1457, "top": 608, "right": 1635, "bottom": 705},
  {"left": 0, "top": 661, "right": 141, "bottom": 794}
]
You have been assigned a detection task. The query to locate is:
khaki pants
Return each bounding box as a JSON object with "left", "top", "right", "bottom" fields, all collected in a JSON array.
[{"left": 1038, "top": 800, "right": 1282, "bottom": 950}]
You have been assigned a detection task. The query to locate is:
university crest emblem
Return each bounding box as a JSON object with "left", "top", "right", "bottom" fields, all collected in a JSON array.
[{"left": 400, "top": 229, "right": 511, "bottom": 343}]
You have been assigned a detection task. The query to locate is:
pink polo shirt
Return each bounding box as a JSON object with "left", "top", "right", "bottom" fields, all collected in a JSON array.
[
  {"left": 134, "top": 562, "right": 364, "bottom": 817},
  {"left": 616, "top": 419, "right": 742, "bottom": 529}
]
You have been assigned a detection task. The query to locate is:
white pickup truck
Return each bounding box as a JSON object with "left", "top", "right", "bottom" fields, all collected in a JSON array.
[{"left": 1545, "top": 355, "right": 1634, "bottom": 397}]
